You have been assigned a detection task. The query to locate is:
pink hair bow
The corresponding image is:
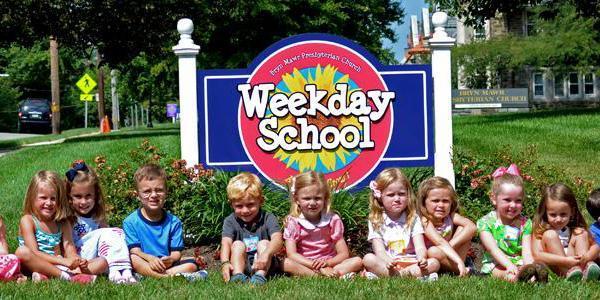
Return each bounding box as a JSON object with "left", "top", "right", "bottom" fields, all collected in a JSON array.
[
  {"left": 369, "top": 181, "right": 381, "bottom": 198},
  {"left": 492, "top": 163, "right": 521, "bottom": 178}
]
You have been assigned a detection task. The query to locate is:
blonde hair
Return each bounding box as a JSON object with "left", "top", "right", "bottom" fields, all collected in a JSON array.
[
  {"left": 23, "top": 170, "right": 70, "bottom": 222},
  {"left": 533, "top": 183, "right": 587, "bottom": 239},
  {"left": 134, "top": 164, "right": 167, "bottom": 191},
  {"left": 227, "top": 172, "right": 264, "bottom": 204},
  {"left": 369, "top": 168, "right": 417, "bottom": 231},
  {"left": 417, "top": 176, "right": 458, "bottom": 225},
  {"left": 491, "top": 173, "right": 524, "bottom": 198},
  {"left": 66, "top": 161, "right": 106, "bottom": 223},
  {"left": 288, "top": 171, "right": 331, "bottom": 217}
]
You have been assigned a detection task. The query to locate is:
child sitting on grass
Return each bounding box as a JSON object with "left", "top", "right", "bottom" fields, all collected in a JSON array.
[
  {"left": 282, "top": 171, "right": 362, "bottom": 278},
  {"left": 477, "top": 164, "right": 545, "bottom": 282},
  {"left": 123, "top": 164, "right": 207, "bottom": 281},
  {"left": 220, "top": 172, "right": 283, "bottom": 285},
  {"left": 532, "top": 183, "right": 600, "bottom": 281},
  {"left": 16, "top": 170, "right": 96, "bottom": 283}
]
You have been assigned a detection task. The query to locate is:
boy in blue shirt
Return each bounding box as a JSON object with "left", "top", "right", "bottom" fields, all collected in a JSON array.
[
  {"left": 123, "top": 164, "right": 206, "bottom": 281},
  {"left": 587, "top": 189, "right": 600, "bottom": 254}
]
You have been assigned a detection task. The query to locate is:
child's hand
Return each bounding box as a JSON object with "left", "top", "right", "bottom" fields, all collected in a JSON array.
[
  {"left": 161, "top": 256, "right": 175, "bottom": 268},
  {"left": 221, "top": 262, "right": 233, "bottom": 282},
  {"left": 505, "top": 265, "right": 519, "bottom": 282},
  {"left": 78, "top": 258, "right": 88, "bottom": 269},
  {"left": 63, "top": 257, "right": 81, "bottom": 270},
  {"left": 417, "top": 258, "right": 428, "bottom": 270},
  {"left": 457, "top": 262, "right": 468, "bottom": 277},
  {"left": 319, "top": 267, "right": 338, "bottom": 278},
  {"left": 149, "top": 256, "right": 166, "bottom": 273},
  {"left": 566, "top": 255, "right": 582, "bottom": 267},
  {"left": 311, "top": 259, "right": 328, "bottom": 270},
  {"left": 252, "top": 253, "right": 269, "bottom": 272}
]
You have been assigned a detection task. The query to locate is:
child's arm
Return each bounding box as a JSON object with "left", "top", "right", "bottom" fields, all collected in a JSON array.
[
  {"left": 220, "top": 237, "right": 234, "bottom": 281},
  {"left": 19, "top": 216, "right": 79, "bottom": 269},
  {"left": 479, "top": 231, "right": 518, "bottom": 272},
  {"left": 583, "top": 243, "right": 600, "bottom": 264},
  {"left": 450, "top": 214, "right": 476, "bottom": 248},
  {"left": 129, "top": 247, "right": 167, "bottom": 273},
  {"left": 253, "top": 232, "right": 283, "bottom": 272},
  {"left": 161, "top": 251, "right": 182, "bottom": 268},
  {"left": 325, "top": 238, "right": 351, "bottom": 268},
  {"left": 522, "top": 234, "right": 534, "bottom": 265},
  {"left": 285, "top": 238, "right": 316, "bottom": 269},
  {"left": 424, "top": 222, "right": 466, "bottom": 273},
  {"left": 371, "top": 239, "right": 393, "bottom": 267},
  {"left": 531, "top": 235, "right": 579, "bottom": 267},
  {"left": 61, "top": 221, "right": 87, "bottom": 270},
  {"left": 0, "top": 217, "right": 8, "bottom": 255},
  {"left": 412, "top": 233, "right": 430, "bottom": 269}
]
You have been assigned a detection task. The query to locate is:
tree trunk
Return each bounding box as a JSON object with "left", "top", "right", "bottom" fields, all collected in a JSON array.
[
  {"left": 49, "top": 36, "right": 60, "bottom": 134},
  {"left": 97, "top": 50, "right": 105, "bottom": 122}
]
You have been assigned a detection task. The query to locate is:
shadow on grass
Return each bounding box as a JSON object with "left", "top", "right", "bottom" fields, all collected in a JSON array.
[
  {"left": 63, "top": 129, "right": 179, "bottom": 144},
  {"left": 455, "top": 107, "right": 600, "bottom": 125}
]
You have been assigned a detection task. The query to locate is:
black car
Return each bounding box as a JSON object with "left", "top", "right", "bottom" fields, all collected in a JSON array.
[{"left": 18, "top": 98, "right": 52, "bottom": 133}]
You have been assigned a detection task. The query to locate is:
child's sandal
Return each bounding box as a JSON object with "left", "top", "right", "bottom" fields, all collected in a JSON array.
[
  {"left": 229, "top": 273, "right": 249, "bottom": 283},
  {"left": 249, "top": 273, "right": 267, "bottom": 285},
  {"left": 534, "top": 263, "right": 549, "bottom": 283},
  {"left": 517, "top": 264, "right": 536, "bottom": 282}
]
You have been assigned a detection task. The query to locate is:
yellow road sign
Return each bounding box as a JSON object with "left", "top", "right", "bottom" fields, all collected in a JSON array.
[
  {"left": 80, "top": 94, "right": 94, "bottom": 101},
  {"left": 76, "top": 74, "right": 97, "bottom": 94}
]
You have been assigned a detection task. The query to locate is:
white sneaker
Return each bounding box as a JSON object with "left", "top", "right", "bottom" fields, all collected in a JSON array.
[
  {"left": 362, "top": 271, "right": 379, "bottom": 280},
  {"left": 419, "top": 272, "right": 438, "bottom": 282},
  {"left": 341, "top": 272, "right": 356, "bottom": 280}
]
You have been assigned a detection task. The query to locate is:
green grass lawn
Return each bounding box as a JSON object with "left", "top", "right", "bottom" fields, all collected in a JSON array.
[
  {"left": 454, "top": 108, "right": 600, "bottom": 183},
  {"left": 0, "top": 111, "right": 599, "bottom": 298}
]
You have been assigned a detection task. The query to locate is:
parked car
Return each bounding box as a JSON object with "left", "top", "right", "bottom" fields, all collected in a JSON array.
[{"left": 17, "top": 98, "right": 52, "bottom": 133}]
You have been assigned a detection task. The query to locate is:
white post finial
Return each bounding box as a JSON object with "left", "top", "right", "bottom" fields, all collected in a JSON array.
[
  {"left": 173, "top": 18, "right": 201, "bottom": 167},
  {"left": 432, "top": 11, "right": 450, "bottom": 39},
  {"left": 429, "top": 11, "right": 456, "bottom": 187}
]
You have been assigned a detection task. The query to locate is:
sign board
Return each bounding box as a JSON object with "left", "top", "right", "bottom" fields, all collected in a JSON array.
[
  {"left": 452, "top": 88, "right": 528, "bottom": 109},
  {"left": 166, "top": 103, "right": 178, "bottom": 118},
  {"left": 197, "top": 33, "right": 433, "bottom": 189},
  {"left": 76, "top": 74, "right": 97, "bottom": 94},
  {"left": 80, "top": 94, "right": 93, "bottom": 101}
]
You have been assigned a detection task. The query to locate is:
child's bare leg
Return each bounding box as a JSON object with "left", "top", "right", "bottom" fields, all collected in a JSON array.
[
  {"left": 542, "top": 230, "right": 569, "bottom": 275},
  {"left": 282, "top": 257, "right": 318, "bottom": 276},
  {"left": 332, "top": 257, "right": 363, "bottom": 276},
  {"left": 571, "top": 231, "right": 590, "bottom": 258},
  {"left": 165, "top": 257, "right": 197, "bottom": 275},
  {"left": 403, "top": 258, "right": 440, "bottom": 278},
  {"left": 427, "top": 246, "right": 457, "bottom": 273},
  {"left": 362, "top": 253, "right": 391, "bottom": 277},
  {"left": 253, "top": 240, "right": 271, "bottom": 276},
  {"left": 130, "top": 254, "right": 168, "bottom": 278},
  {"left": 81, "top": 257, "right": 108, "bottom": 275},
  {"left": 15, "top": 246, "right": 63, "bottom": 278},
  {"left": 230, "top": 240, "right": 247, "bottom": 275}
]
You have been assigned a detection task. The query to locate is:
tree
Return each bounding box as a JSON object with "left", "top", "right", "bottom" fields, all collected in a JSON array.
[
  {"left": 428, "top": 0, "right": 599, "bottom": 28},
  {"left": 451, "top": 2, "right": 600, "bottom": 88}
]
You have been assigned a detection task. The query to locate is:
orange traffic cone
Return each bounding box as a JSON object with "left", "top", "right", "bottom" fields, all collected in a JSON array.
[{"left": 101, "top": 116, "right": 111, "bottom": 133}]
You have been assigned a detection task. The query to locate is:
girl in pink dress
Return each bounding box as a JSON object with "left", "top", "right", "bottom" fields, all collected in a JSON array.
[{"left": 282, "top": 171, "right": 362, "bottom": 278}]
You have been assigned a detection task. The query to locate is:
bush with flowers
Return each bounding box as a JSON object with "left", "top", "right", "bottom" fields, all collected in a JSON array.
[{"left": 93, "top": 140, "right": 595, "bottom": 254}]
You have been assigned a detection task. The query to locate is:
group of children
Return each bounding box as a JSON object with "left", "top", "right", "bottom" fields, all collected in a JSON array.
[
  {"left": 2, "top": 161, "right": 600, "bottom": 285},
  {"left": 220, "top": 165, "right": 600, "bottom": 284},
  {"left": 2, "top": 162, "right": 206, "bottom": 284}
]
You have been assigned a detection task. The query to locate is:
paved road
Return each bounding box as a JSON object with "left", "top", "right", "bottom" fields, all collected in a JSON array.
[{"left": 0, "top": 132, "right": 40, "bottom": 141}]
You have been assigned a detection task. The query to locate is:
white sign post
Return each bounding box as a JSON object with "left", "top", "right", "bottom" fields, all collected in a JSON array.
[
  {"left": 173, "top": 19, "right": 201, "bottom": 167},
  {"left": 429, "top": 12, "right": 456, "bottom": 186}
]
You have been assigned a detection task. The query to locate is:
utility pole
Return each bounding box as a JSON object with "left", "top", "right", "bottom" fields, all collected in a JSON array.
[
  {"left": 110, "top": 69, "right": 120, "bottom": 130},
  {"left": 97, "top": 50, "right": 105, "bottom": 122},
  {"left": 50, "top": 36, "right": 61, "bottom": 134}
]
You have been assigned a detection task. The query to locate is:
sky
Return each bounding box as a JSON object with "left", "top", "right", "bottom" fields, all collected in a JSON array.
[{"left": 382, "top": 0, "right": 429, "bottom": 62}]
